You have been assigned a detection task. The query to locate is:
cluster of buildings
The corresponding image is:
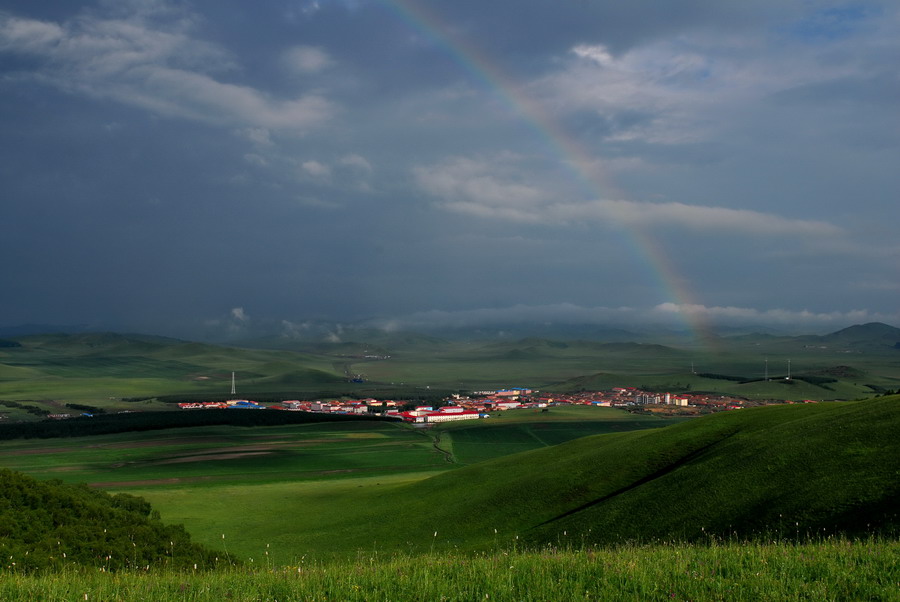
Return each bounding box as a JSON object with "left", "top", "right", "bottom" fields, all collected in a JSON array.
[
  {"left": 177, "top": 400, "right": 264, "bottom": 410},
  {"left": 178, "top": 398, "right": 403, "bottom": 414},
  {"left": 280, "top": 399, "right": 395, "bottom": 414},
  {"left": 387, "top": 405, "right": 485, "bottom": 423},
  {"left": 517, "top": 388, "right": 748, "bottom": 411},
  {"left": 174, "top": 385, "right": 797, "bottom": 422},
  {"left": 399, "top": 388, "right": 762, "bottom": 416}
]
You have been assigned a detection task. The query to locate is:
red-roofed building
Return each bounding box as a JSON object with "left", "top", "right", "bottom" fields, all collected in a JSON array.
[{"left": 422, "top": 410, "right": 483, "bottom": 423}]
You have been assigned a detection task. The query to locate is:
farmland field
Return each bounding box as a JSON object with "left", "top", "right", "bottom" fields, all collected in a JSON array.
[{"left": 0, "top": 421, "right": 448, "bottom": 487}]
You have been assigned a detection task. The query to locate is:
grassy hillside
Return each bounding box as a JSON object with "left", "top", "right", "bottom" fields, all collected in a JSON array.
[
  {"left": 356, "top": 338, "right": 695, "bottom": 392},
  {"left": 4, "top": 400, "right": 886, "bottom": 561},
  {"left": 553, "top": 367, "right": 889, "bottom": 400},
  {"left": 817, "top": 322, "right": 900, "bottom": 351},
  {"left": 344, "top": 334, "right": 899, "bottom": 398},
  {"left": 433, "top": 405, "right": 686, "bottom": 464},
  {"left": 0, "top": 398, "right": 897, "bottom": 596},
  {"left": 272, "top": 397, "right": 899, "bottom": 556},
  {"left": 0, "top": 333, "right": 352, "bottom": 408},
  {"left": 0, "top": 406, "right": 682, "bottom": 561},
  {"left": 527, "top": 398, "right": 900, "bottom": 543}
]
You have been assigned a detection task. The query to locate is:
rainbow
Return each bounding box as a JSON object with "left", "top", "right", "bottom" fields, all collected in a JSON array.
[{"left": 380, "top": 0, "right": 717, "bottom": 348}]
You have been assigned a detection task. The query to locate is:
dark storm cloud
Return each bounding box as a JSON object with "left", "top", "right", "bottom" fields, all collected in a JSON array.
[
  {"left": 432, "top": 0, "right": 793, "bottom": 54},
  {"left": 1, "top": 0, "right": 898, "bottom": 336}
]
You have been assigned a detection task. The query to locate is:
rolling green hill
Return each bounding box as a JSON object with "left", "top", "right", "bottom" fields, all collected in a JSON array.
[
  {"left": 0, "top": 333, "right": 349, "bottom": 406},
  {"left": 818, "top": 322, "right": 900, "bottom": 350},
  {"left": 1, "top": 325, "right": 898, "bottom": 410},
  {"left": 0, "top": 406, "right": 684, "bottom": 561},
  {"left": 239, "top": 329, "right": 450, "bottom": 355},
  {"left": 433, "top": 405, "right": 685, "bottom": 465},
  {"left": 282, "top": 397, "right": 899, "bottom": 555}
]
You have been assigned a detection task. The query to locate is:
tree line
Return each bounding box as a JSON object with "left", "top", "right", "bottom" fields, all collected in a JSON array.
[
  {"left": 0, "top": 468, "right": 222, "bottom": 572},
  {"left": 0, "top": 409, "right": 399, "bottom": 441}
]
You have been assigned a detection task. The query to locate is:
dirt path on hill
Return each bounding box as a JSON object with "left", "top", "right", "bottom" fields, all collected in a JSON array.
[
  {"left": 430, "top": 430, "right": 456, "bottom": 464},
  {"left": 523, "top": 426, "right": 550, "bottom": 447}
]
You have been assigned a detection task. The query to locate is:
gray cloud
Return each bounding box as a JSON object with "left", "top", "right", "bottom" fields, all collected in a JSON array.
[
  {"left": 547, "top": 200, "right": 840, "bottom": 236},
  {"left": 282, "top": 45, "right": 333, "bottom": 75},
  {"left": 415, "top": 154, "right": 841, "bottom": 237},
  {"left": 374, "top": 302, "right": 899, "bottom": 334},
  {"left": 0, "top": 8, "right": 334, "bottom": 133}
]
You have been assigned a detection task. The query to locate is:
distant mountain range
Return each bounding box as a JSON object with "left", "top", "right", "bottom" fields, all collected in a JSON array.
[
  {"left": 0, "top": 324, "right": 94, "bottom": 337},
  {"left": 2, "top": 322, "right": 899, "bottom": 355},
  {"left": 240, "top": 321, "right": 900, "bottom": 355},
  {"left": 819, "top": 322, "right": 900, "bottom": 348}
]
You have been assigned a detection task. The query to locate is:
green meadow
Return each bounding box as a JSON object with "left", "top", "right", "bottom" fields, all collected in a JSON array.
[
  {"left": 0, "top": 406, "right": 682, "bottom": 561},
  {"left": 3, "top": 399, "right": 897, "bottom": 563},
  {"left": 0, "top": 333, "right": 354, "bottom": 408},
  {"left": 223, "top": 397, "right": 895, "bottom": 560},
  {"left": 0, "top": 421, "right": 448, "bottom": 487},
  {"left": 355, "top": 333, "right": 900, "bottom": 399},
  {"left": 434, "top": 404, "right": 686, "bottom": 464}
]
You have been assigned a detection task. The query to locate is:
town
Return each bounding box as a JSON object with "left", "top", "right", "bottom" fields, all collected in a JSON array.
[{"left": 177, "top": 387, "right": 817, "bottom": 423}]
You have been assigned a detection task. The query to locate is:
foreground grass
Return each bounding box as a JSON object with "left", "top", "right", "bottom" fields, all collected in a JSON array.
[{"left": 1, "top": 539, "right": 897, "bottom": 601}]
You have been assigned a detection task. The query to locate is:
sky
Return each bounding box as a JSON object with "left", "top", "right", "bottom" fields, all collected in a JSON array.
[{"left": 1, "top": 0, "right": 898, "bottom": 340}]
